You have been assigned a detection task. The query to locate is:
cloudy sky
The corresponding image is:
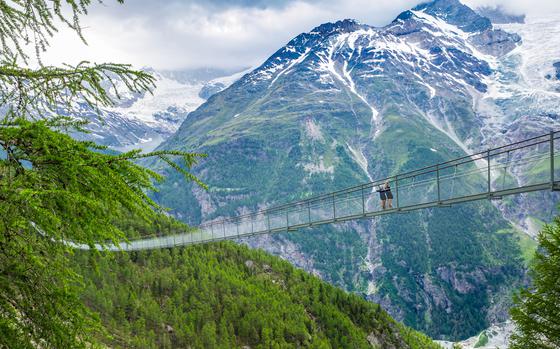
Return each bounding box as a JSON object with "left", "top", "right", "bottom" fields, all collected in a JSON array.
[{"left": 42, "top": 0, "right": 560, "bottom": 72}]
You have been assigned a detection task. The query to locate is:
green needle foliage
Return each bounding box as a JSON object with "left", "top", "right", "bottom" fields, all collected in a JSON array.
[
  {"left": 0, "top": 0, "right": 122, "bottom": 62},
  {"left": 0, "top": 118, "right": 204, "bottom": 348},
  {"left": 0, "top": 61, "right": 156, "bottom": 119},
  {"left": 74, "top": 240, "right": 442, "bottom": 349},
  {"left": 510, "top": 216, "right": 560, "bottom": 349},
  {"left": 0, "top": 0, "right": 157, "bottom": 121},
  {"left": 0, "top": 1, "right": 206, "bottom": 347}
]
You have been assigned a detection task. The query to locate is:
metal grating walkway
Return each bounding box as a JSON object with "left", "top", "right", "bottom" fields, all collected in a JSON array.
[{"left": 77, "top": 131, "right": 560, "bottom": 251}]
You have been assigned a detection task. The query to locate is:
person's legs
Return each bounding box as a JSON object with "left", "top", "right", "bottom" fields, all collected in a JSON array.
[
  {"left": 386, "top": 190, "right": 393, "bottom": 208},
  {"left": 381, "top": 199, "right": 386, "bottom": 210}
]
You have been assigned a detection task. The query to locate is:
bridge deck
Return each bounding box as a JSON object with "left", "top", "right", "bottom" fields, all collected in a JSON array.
[{"left": 82, "top": 131, "right": 560, "bottom": 251}]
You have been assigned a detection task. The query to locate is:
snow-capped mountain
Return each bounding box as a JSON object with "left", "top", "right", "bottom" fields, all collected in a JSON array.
[
  {"left": 73, "top": 67, "right": 249, "bottom": 152},
  {"left": 237, "top": 0, "right": 559, "bottom": 151},
  {"left": 228, "top": 0, "right": 559, "bottom": 234},
  {"left": 151, "top": 0, "right": 559, "bottom": 340}
]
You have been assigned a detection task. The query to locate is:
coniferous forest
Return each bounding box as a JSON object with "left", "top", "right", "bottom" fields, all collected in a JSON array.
[{"left": 73, "top": 216, "right": 441, "bottom": 348}]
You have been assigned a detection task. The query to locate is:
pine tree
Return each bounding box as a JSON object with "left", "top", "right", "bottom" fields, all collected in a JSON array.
[
  {"left": 0, "top": 1, "right": 205, "bottom": 347},
  {"left": 510, "top": 216, "right": 560, "bottom": 349}
]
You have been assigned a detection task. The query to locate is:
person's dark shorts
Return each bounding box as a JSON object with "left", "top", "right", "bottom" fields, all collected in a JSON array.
[
  {"left": 379, "top": 191, "right": 386, "bottom": 200},
  {"left": 385, "top": 190, "right": 393, "bottom": 199}
]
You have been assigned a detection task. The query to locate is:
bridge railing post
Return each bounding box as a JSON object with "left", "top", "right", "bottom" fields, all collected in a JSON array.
[
  {"left": 551, "top": 131, "right": 555, "bottom": 190},
  {"left": 332, "top": 193, "right": 336, "bottom": 220},
  {"left": 395, "top": 176, "right": 399, "bottom": 209},
  {"left": 436, "top": 165, "right": 441, "bottom": 203},
  {"left": 361, "top": 185, "right": 366, "bottom": 215},
  {"left": 487, "top": 150, "right": 491, "bottom": 195},
  {"left": 307, "top": 201, "right": 311, "bottom": 225}
]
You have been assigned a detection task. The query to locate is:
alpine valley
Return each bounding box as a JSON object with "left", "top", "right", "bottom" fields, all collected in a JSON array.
[{"left": 127, "top": 0, "right": 560, "bottom": 341}]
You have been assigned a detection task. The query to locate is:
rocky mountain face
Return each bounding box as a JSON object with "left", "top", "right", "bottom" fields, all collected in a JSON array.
[
  {"left": 150, "top": 0, "right": 559, "bottom": 340},
  {"left": 71, "top": 67, "right": 247, "bottom": 152}
]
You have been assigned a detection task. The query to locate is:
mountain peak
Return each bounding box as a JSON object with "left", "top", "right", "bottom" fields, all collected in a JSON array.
[
  {"left": 412, "top": 0, "right": 492, "bottom": 32},
  {"left": 309, "top": 19, "right": 367, "bottom": 37}
]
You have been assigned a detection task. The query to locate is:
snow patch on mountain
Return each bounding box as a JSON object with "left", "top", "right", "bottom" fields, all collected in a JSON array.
[
  {"left": 77, "top": 68, "right": 246, "bottom": 152},
  {"left": 412, "top": 9, "right": 498, "bottom": 65},
  {"left": 270, "top": 48, "right": 311, "bottom": 87},
  {"left": 497, "top": 14, "right": 560, "bottom": 96},
  {"left": 474, "top": 13, "right": 560, "bottom": 147},
  {"left": 467, "top": 13, "right": 560, "bottom": 236},
  {"left": 346, "top": 143, "right": 373, "bottom": 182},
  {"left": 342, "top": 60, "right": 381, "bottom": 137},
  {"left": 210, "top": 67, "right": 253, "bottom": 87},
  {"left": 110, "top": 74, "right": 203, "bottom": 126}
]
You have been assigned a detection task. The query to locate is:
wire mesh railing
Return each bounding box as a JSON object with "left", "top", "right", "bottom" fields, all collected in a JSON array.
[{"left": 89, "top": 131, "right": 560, "bottom": 251}]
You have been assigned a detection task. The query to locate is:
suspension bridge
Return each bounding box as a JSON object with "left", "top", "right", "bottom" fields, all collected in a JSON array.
[{"left": 77, "top": 131, "right": 560, "bottom": 251}]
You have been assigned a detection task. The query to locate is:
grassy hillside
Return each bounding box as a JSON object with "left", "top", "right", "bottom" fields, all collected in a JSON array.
[{"left": 74, "top": 241, "right": 441, "bottom": 349}]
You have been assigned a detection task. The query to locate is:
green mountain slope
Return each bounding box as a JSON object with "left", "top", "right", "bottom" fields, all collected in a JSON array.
[
  {"left": 149, "top": 71, "right": 526, "bottom": 340},
  {"left": 74, "top": 242, "right": 441, "bottom": 349},
  {"left": 146, "top": 1, "right": 532, "bottom": 340}
]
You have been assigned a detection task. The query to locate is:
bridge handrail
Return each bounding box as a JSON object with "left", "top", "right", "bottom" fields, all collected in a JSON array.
[
  {"left": 115, "top": 130, "right": 559, "bottom": 245},
  {"left": 195, "top": 131, "right": 559, "bottom": 229}
]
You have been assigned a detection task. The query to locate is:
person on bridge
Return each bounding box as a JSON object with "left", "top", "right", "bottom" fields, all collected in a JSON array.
[
  {"left": 377, "top": 181, "right": 393, "bottom": 210},
  {"left": 384, "top": 181, "right": 393, "bottom": 209},
  {"left": 377, "top": 184, "right": 387, "bottom": 210}
]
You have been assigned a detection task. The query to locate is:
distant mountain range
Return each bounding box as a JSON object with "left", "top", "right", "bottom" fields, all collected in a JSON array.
[
  {"left": 72, "top": 67, "right": 249, "bottom": 152},
  {"left": 93, "top": 0, "right": 559, "bottom": 341}
]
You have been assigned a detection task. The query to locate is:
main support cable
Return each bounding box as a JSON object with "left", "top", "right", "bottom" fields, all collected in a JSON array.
[{"left": 74, "top": 131, "right": 560, "bottom": 251}]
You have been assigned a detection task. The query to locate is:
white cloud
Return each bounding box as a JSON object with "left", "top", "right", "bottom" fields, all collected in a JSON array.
[
  {"left": 40, "top": 0, "right": 560, "bottom": 71},
  {"left": 462, "top": 0, "right": 560, "bottom": 16}
]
